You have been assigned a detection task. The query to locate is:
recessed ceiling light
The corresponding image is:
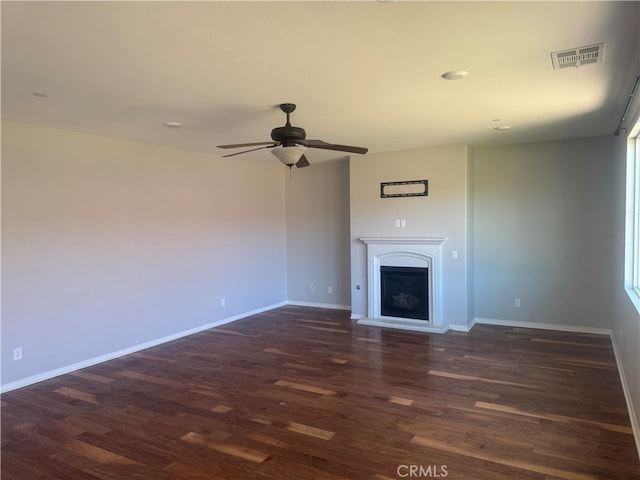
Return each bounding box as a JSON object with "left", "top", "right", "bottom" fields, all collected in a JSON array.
[
  {"left": 441, "top": 70, "right": 469, "bottom": 80},
  {"left": 494, "top": 125, "right": 512, "bottom": 131},
  {"left": 163, "top": 121, "right": 182, "bottom": 128}
]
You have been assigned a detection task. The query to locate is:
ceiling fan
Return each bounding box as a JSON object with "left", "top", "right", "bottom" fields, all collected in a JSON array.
[{"left": 217, "top": 103, "right": 368, "bottom": 168}]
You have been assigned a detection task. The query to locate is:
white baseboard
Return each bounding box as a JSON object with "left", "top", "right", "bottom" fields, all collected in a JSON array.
[
  {"left": 285, "top": 300, "right": 351, "bottom": 311},
  {"left": 473, "top": 317, "right": 613, "bottom": 335},
  {"left": 448, "top": 318, "right": 477, "bottom": 332},
  {"left": 0, "top": 302, "right": 286, "bottom": 394},
  {"left": 610, "top": 335, "right": 640, "bottom": 460}
]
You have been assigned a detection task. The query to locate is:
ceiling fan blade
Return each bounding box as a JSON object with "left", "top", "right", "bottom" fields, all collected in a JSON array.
[
  {"left": 299, "top": 139, "right": 368, "bottom": 154},
  {"left": 217, "top": 141, "right": 277, "bottom": 149},
  {"left": 220, "top": 145, "right": 274, "bottom": 158},
  {"left": 295, "top": 155, "right": 310, "bottom": 168},
  {"left": 296, "top": 139, "right": 331, "bottom": 148}
]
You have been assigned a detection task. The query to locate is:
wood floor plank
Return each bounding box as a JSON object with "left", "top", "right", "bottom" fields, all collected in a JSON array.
[
  {"left": 286, "top": 421, "right": 336, "bottom": 440},
  {"left": 263, "top": 347, "right": 304, "bottom": 357},
  {"left": 274, "top": 379, "right": 338, "bottom": 396},
  {"left": 61, "top": 438, "right": 142, "bottom": 465},
  {"left": 411, "top": 434, "right": 598, "bottom": 480},
  {"left": 427, "top": 369, "right": 543, "bottom": 390},
  {"left": 388, "top": 395, "right": 414, "bottom": 406},
  {"left": 54, "top": 386, "right": 101, "bottom": 405},
  {"left": 181, "top": 432, "right": 271, "bottom": 463},
  {"left": 474, "top": 400, "right": 634, "bottom": 434},
  {"left": 2, "top": 305, "right": 638, "bottom": 479},
  {"left": 68, "top": 370, "right": 114, "bottom": 384}
]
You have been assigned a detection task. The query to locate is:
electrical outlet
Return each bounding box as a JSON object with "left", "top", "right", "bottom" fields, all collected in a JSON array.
[
  {"left": 13, "top": 347, "right": 22, "bottom": 361},
  {"left": 514, "top": 299, "right": 521, "bottom": 308},
  {"left": 220, "top": 298, "right": 226, "bottom": 307},
  {"left": 309, "top": 284, "right": 315, "bottom": 292},
  {"left": 328, "top": 286, "right": 333, "bottom": 294}
]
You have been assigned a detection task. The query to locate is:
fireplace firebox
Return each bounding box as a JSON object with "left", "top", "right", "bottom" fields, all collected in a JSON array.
[{"left": 380, "top": 266, "right": 429, "bottom": 320}]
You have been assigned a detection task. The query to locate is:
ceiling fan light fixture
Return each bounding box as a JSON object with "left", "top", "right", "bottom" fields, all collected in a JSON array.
[{"left": 271, "top": 145, "right": 306, "bottom": 166}]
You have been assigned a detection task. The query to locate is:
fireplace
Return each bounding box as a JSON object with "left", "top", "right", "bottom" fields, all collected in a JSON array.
[
  {"left": 358, "top": 237, "right": 447, "bottom": 333},
  {"left": 380, "top": 266, "right": 429, "bottom": 320}
]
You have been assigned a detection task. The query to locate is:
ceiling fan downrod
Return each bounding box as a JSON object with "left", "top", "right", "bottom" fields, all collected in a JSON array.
[{"left": 279, "top": 103, "right": 297, "bottom": 126}]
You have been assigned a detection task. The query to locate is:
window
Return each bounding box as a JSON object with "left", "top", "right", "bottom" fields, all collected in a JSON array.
[{"left": 625, "top": 114, "right": 640, "bottom": 311}]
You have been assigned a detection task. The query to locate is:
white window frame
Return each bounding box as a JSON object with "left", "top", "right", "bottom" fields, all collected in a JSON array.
[{"left": 625, "top": 113, "right": 640, "bottom": 312}]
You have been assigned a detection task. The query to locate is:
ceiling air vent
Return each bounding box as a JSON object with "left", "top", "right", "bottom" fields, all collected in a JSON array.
[{"left": 551, "top": 42, "right": 605, "bottom": 69}]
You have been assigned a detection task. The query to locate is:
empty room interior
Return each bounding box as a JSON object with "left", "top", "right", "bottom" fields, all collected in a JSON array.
[{"left": 2, "top": 2, "right": 640, "bottom": 479}]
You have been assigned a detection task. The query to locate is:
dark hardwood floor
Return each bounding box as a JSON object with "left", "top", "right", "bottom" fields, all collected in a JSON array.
[{"left": 2, "top": 305, "right": 639, "bottom": 479}]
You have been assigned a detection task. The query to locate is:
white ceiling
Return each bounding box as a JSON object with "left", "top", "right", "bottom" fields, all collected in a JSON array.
[{"left": 2, "top": 1, "right": 639, "bottom": 163}]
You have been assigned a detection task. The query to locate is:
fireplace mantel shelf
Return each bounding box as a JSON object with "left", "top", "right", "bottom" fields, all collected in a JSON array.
[{"left": 360, "top": 237, "right": 447, "bottom": 245}]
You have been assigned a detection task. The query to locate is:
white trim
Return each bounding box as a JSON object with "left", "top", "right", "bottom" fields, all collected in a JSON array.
[
  {"left": 0, "top": 302, "right": 286, "bottom": 393},
  {"left": 285, "top": 300, "right": 351, "bottom": 311},
  {"left": 611, "top": 334, "right": 640, "bottom": 461},
  {"left": 360, "top": 236, "right": 448, "bottom": 245},
  {"left": 624, "top": 287, "right": 640, "bottom": 315},
  {"left": 625, "top": 113, "right": 640, "bottom": 314},
  {"left": 449, "top": 318, "right": 477, "bottom": 332},
  {"left": 357, "top": 316, "right": 448, "bottom": 334},
  {"left": 473, "top": 317, "right": 612, "bottom": 335}
]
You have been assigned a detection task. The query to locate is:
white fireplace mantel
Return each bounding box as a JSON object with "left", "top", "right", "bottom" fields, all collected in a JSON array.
[
  {"left": 359, "top": 236, "right": 448, "bottom": 333},
  {"left": 360, "top": 237, "right": 447, "bottom": 246}
]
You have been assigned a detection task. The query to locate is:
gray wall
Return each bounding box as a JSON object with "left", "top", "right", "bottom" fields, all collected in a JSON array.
[
  {"left": 285, "top": 159, "right": 351, "bottom": 308},
  {"left": 349, "top": 144, "right": 471, "bottom": 327},
  {"left": 473, "top": 137, "right": 617, "bottom": 328},
  {"left": 2, "top": 121, "right": 287, "bottom": 386}
]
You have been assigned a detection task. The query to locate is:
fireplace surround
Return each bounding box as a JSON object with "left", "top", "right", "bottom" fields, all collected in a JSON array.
[{"left": 358, "top": 237, "right": 447, "bottom": 333}]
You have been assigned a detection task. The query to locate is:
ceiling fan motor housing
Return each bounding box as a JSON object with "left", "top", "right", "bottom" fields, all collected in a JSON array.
[{"left": 271, "top": 125, "right": 306, "bottom": 145}]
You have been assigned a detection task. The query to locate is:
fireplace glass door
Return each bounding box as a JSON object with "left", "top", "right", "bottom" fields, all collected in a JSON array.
[{"left": 380, "top": 266, "right": 429, "bottom": 320}]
